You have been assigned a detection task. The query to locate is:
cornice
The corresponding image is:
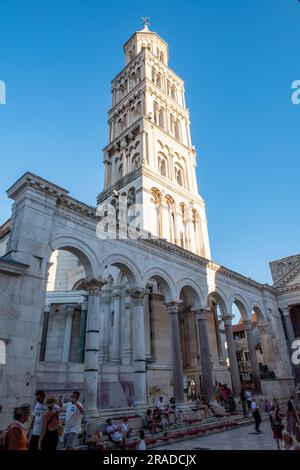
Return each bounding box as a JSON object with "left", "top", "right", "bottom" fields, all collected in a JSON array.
[{"left": 274, "top": 263, "right": 300, "bottom": 289}]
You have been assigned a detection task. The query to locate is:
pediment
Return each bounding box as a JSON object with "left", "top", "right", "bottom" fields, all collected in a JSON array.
[{"left": 274, "top": 261, "right": 300, "bottom": 288}]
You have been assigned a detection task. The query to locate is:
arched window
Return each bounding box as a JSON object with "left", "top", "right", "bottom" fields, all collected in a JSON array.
[
  {"left": 132, "top": 153, "right": 140, "bottom": 169},
  {"left": 159, "top": 108, "right": 164, "bottom": 128},
  {"left": 153, "top": 102, "right": 159, "bottom": 125},
  {"left": 160, "top": 158, "right": 167, "bottom": 177},
  {"left": 175, "top": 165, "right": 184, "bottom": 187},
  {"left": 118, "top": 164, "right": 123, "bottom": 179},
  {"left": 0, "top": 340, "right": 6, "bottom": 365},
  {"left": 171, "top": 85, "right": 177, "bottom": 101},
  {"left": 170, "top": 114, "right": 175, "bottom": 134},
  {"left": 156, "top": 73, "right": 162, "bottom": 88},
  {"left": 175, "top": 120, "right": 181, "bottom": 141},
  {"left": 160, "top": 52, "right": 165, "bottom": 64},
  {"left": 151, "top": 67, "right": 156, "bottom": 83}
]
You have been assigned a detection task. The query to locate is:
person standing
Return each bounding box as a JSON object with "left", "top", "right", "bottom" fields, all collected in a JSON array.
[
  {"left": 251, "top": 398, "right": 261, "bottom": 433},
  {"left": 5, "top": 404, "right": 30, "bottom": 450},
  {"left": 240, "top": 388, "right": 247, "bottom": 417},
  {"left": 38, "top": 396, "right": 60, "bottom": 451},
  {"left": 137, "top": 429, "right": 146, "bottom": 450},
  {"left": 62, "top": 391, "right": 84, "bottom": 450},
  {"left": 245, "top": 387, "right": 253, "bottom": 416},
  {"left": 270, "top": 403, "right": 284, "bottom": 450},
  {"left": 28, "top": 390, "right": 47, "bottom": 451}
]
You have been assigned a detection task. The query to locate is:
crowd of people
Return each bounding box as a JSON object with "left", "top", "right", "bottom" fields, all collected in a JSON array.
[
  {"left": 1, "top": 390, "right": 84, "bottom": 451},
  {"left": 266, "top": 395, "right": 300, "bottom": 450}
]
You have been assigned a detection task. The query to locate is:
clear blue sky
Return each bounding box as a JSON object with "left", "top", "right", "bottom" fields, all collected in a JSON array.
[{"left": 0, "top": 0, "right": 299, "bottom": 284}]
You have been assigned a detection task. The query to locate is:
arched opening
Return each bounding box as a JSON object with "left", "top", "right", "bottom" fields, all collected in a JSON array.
[
  {"left": 44, "top": 249, "right": 89, "bottom": 366},
  {"left": 156, "top": 73, "right": 162, "bottom": 89},
  {"left": 207, "top": 292, "right": 228, "bottom": 369},
  {"left": 159, "top": 108, "right": 165, "bottom": 129},
  {"left": 179, "top": 285, "right": 202, "bottom": 400},
  {"left": 175, "top": 119, "right": 181, "bottom": 141},
  {"left": 175, "top": 164, "right": 184, "bottom": 187},
  {"left": 153, "top": 102, "right": 159, "bottom": 125},
  {"left": 171, "top": 85, "right": 177, "bottom": 101},
  {"left": 158, "top": 153, "right": 168, "bottom": 177}
]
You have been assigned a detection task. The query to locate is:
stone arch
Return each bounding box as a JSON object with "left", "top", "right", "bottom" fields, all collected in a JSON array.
[
  {"left": 50, "top": 235, "right": 98, "bottom": 278},
  {"left": 230, "top": 293, "right": 250, "bottom": 320},
  {"left": 251, "top": 304, "right": 266, "bottom": 324},
  {"left": 207, "top": 289, "right": 229, "bottom": 316},
  {"left": 142, "top": 267, "right": 176, "bottom": 303},
  {"left": 99, "top": 253, "right": 142, "bottom": 288},
  {"left": 177, "top": 279, "right": 204, "bottom": 308}
]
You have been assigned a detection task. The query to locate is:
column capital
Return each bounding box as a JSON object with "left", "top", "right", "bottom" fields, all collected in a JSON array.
[
  {"left": 222, "top": 313, "right": 233, "bottom": 325},
  {"left": 66, "top": 304, "right": 75, "bottom": 316},
  {"left": 256, "top": 322, "right": 271, "bottom": 334},
  {"left": 100, "top": 294, "right": 111, "bottom": 305},
  {"left": 128, "top": 287, "right": 148, "bottom": 305},
  {"left": 44, "top": 304, "right": 51, "bottom": 314},
  {"left": 243, "top": 319, "right": 253, "bottom": 331},
  {"left": 165, "top": 301, "right": 181, "bottom": 314},
  {"left": 111, "top": 289, "right": 122, "bottom": 298},
  {"left": 79, "top": 276, "right": 107, "bottom": 295},
  {"left": 192, "top": 307, "right": 211, "bottom": 320},
  {"left": 80, "top": 301, "right": 88, "bottom": 312}
]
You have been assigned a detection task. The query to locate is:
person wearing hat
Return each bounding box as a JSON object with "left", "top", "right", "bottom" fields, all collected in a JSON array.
[{"left": 38, "top": 396, "right": 61, "bottom": 451}]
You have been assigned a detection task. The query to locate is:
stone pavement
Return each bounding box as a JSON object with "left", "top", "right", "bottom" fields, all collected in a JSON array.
[{"left": 153, "top": 419, "right": 277, "bottom": 450}]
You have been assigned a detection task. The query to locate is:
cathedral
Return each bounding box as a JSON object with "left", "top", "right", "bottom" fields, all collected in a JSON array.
[{"left": 0, "top": 23, "right": 299, "bottom": 427}]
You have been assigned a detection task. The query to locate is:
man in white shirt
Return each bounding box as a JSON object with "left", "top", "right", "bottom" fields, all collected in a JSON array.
[
  {"left": 251, "top": 398, "right": 261, "bottom": 433},
  {"left": 245, "top": 388, "right": 253, "bottom": 415},
  {"left": 62, "top": 391, "right": 84, "bottom": 449},
  {"left": 28, "top": 390, "right": 48, "bottom": 451}
]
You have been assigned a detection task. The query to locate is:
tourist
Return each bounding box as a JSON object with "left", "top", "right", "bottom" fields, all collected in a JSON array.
[
  {"left": 214, "top": 381, "right": 220, "bottom": 403},
  {"left": 240, "top": 388, "right": 247, "bottom": 417},
  {"left": 28, "top": 390, "right": 47, "bottom": 451},
  {"left": 153, "top": 408, "right": 168, "bottom": 431},
  {"left": 5, "top": 404, "right": 30, "bottom": 450},
  {"left": 169, "top": 397, "right": 182, "bottom": 423},
  {"left": 220, "top": 384, "right": 228, "bottom": 408},
  {"left": 137, "top": 429, "right": 146, "bottom": 450},
  {"left": 264, "top": 399, "right": 273, "bottom": 414},
  {"left": 119, "top": 417, "right": 132, "bottom": 445},
  {"left": 144, "top": 409, "right": 159, "bottom": 433},
  {"left": 62, "top": 391, "right": 84, "bottom": 450},
  {"left": 245, "top": 387, "right": 253, "bottom": 415},
  {"left": 286, "top": 396, "right": 299, "bottom": 438},
  {"left": 155, "top": 396, "right": 170, "bottom": 424},
  {"left": 88, "top": 429, "right": 103, "bottom": 451},
  {"left": 269, "top": 403, "right": 284, "bottom": 450},
  {"left": 105, "top": 419, "right": 124, "bottom": 447},
  {"left": 38, "top": 396, "right": 60, "bottom": 451},
  {"left": 282, "top": 430, "right": 298, "bottom": 450},
  {"left": 251, "top": 398, "right": 261, "bottom": 433}
]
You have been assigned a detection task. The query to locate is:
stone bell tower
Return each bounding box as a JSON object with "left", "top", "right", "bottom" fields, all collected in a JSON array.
[{"left": 97, "top": 19, "right": 211, "bottom": 259}]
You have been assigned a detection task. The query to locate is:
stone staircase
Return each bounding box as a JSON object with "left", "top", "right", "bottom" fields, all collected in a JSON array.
[{"left": 71, "top": 408, "right": 256, "bottom": 450}]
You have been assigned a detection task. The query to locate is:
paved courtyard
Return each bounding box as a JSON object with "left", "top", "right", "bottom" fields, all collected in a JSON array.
[{"left": 154, "top": 420, "right": 277, "bottom": 450}]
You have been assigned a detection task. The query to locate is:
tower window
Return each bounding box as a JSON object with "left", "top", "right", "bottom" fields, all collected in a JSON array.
[
  {"left": 159, "top": 108, "right": 165, "bottom": 129},
  {"left": 175, "top": 120, "right": 181, "bottom": 141}
]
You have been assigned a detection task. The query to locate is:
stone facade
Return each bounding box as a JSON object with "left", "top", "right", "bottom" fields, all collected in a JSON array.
[{"left": 0, "top": 25, "right": 298, "bottom": 427}]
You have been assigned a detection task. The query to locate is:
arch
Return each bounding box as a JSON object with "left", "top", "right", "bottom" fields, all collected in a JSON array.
[
  {"left": 175, "top": 164, "right": 184, "bottom": 187},
  {"left": 207, "top": 289, "right": 229, "bottom": 316},
  {"left": 131, "top": 153, "right": 140, "bottom": 169},
  {"left": 171, "top": 85, "right": 177, "bottom": 101},
  {"left": 99, "top": 253, "right": 142, "bottom": 288},
  {"left": 159, "top": 108, "right": 165, "bottom": 128},
  {"left": 177, "top": 279, "right": 204, "bottom": 307},
  {"left": 142, "top": 267, "right": 177, "bottom": 303},
  {"left": 251, "top": 304, "right": 266, "bottom": 324},
  {"left": 158, "top": 152, "right": 168, "bottom": 177},
  {"left": 174, "top": 119, "right": 181, "bottom": 141},
  {"left": 230, "top": 293, "right": 250, "bottom": 320},
  {"left": 50, "top": 235, "right": 98, "bottom": 278},
  {"left": 156, "top": 73, "right": 162, "bottom": 88}
]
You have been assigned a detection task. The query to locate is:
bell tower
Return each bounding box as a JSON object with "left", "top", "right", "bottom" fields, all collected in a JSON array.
[{"left": 98, "top": 20, "right": 211, "bottom": 259}]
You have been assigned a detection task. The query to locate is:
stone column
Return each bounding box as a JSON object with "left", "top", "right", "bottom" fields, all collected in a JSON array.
[
  {"left": 129, "top": 288, "right": 148, "bottom": 406},
  {"left": 194, "top": 308, "right": 214, "bottom": 401},
  {"left": 160, "top": 200, "right": 170, "bottom": 240},
  {"left": 99, "top": 293, "right": 111, "bottom": 363},
  {"left": 39, "top": 304, "right": 51, "bottom": 362},
  {"left": 174, "top": 208, "right": 182, "bottom": 246},
  {"left": 81, "top": 277, "right": 107, "bottom": 417},
  {"left": 121, "top": 290, "right": 132, "bottom": 365},
  {"left": 79, "top": 302, "right": 87, "bottom": 363},
  {"left": 243, "top": 320, "right": 262, "bottom": 394},
  {"left": 62, "top": 305, "right": 74, "bottom": 362},
  {"left": 111, "top": 289, "right": 121, "bottom": 363},
  {"left": 165, "top": 302, "right": 185, "bottom": 403},
  {"left": 223, "top": 314, "right": 241, "bottom": 396},
  {"left": 187, "top": 210, "right": 196, "bottom": 253}
]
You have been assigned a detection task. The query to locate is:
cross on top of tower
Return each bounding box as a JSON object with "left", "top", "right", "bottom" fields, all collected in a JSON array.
[{"left": 141, "top": 17, "right": 150, "bottom": 31}]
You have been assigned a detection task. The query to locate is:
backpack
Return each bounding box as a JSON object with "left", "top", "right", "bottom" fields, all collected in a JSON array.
[{"left": 0, "top": 423, "right": 23, "bottom": 451}]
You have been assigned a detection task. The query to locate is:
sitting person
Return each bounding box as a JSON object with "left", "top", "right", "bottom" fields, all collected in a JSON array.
[
  {"left": 210, "top": 401, "right": 228, "bottom": 418},
  {"left": 195, "top": 396, "right": 213, "bottom": 419},
  {"left": 88, "top": 429, "right": 104, "bottom": 451},
  {"left": 153, "top": 408, "right": 169, "bottom": 431},
  {"left": 105, "top": 419, "right": 123, "bottom": 447},
  {"left": 119, "top": 418, "right": 132, "bottom": 445},
  {"left": 169, "top": 397, "right": 183, "bottom": 423},
  {"left": 144, "top": 409, "right": 160, "bottom": 434}
]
